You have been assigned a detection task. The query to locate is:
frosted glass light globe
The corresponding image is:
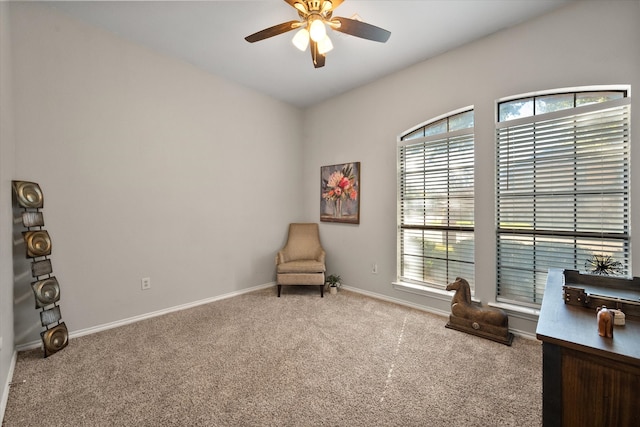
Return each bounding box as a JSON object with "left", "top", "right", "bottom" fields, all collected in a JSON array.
[{"left": 309, "top": 18, "right": 326, "bottom": 42}]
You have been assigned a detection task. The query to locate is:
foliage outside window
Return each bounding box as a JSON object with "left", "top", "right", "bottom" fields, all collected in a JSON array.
[
  {"left": 496, "top": 89, "right": 630, "bottom": 306},
  {"left": 398, "top": 109, "right": 475, "bottom": 291}
]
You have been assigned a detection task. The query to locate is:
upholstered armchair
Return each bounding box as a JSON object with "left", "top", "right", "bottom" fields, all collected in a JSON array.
[{"left": 276, "top": 223, "right": 326, "bottom": 297}]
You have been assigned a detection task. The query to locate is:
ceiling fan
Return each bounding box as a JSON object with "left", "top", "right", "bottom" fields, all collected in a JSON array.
[{"left": 244, "top": 0, "right": 391, "bottom": 68}]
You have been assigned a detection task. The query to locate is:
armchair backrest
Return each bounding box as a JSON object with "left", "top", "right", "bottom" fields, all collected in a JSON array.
[{"left": 282, "top": 223, "right": 323, "bottom": 261}]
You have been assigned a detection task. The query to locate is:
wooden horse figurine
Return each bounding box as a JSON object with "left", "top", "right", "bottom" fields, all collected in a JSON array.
[{"left": 445, "top": 277, "right": 514, "bottom": 345}]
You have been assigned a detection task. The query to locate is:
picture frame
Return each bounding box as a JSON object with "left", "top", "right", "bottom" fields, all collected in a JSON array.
[{"left": 320, "top": 162, "right": 360, "bottom": 224}]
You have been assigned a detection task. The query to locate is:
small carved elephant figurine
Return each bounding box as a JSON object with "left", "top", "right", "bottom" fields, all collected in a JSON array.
[{"left": 597, "top": 305, "right": 614, "bottom": 338}]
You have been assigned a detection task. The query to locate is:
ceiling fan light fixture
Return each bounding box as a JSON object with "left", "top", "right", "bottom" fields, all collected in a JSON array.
[
  {"left": 294, "top": 2, "right": 308, "bottom": 14},
  {"left": 317, "top": 35, "right": 333, "bottom": 54},
  {"left": 292, "top": 28, "right": 310, "bottom": 51},
  {"left": 321, "top": 1, "right": 333, "bottom": 13},
  {"left": 244, "top": 0, "right": 391, "bottom": 69},
  {"left": 309, "top": 17, "right": 326, "bottom": 42}
]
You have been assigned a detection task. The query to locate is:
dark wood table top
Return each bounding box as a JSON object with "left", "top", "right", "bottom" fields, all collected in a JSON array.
[{"left": 536, "top": 268, "right": 640, "bottom": 366}]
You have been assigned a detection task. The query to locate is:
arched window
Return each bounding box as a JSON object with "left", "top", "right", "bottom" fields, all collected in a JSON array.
[
  {"left": 496, "top": 89, "right": 630, "bottom": 306},
  {"left": 397, "top": 109, "right": 475, "bottom": 290}
]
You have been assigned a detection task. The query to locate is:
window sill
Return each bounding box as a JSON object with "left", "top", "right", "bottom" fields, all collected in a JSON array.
[
  {"left": 393, "top": 281, "right": 481, "bottom": 304},
  {"left": 488, "top": 301, "right": 540, "bottom": 322},
  {"left": 393, "top": 282, "right": 539, "bottom": 321}
]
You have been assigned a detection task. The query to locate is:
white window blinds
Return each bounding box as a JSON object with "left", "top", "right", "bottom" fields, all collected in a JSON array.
[
  {"left": 398, "top": 110, "right": 474, "bottom": 290},
  {"left": 496, "top": 95, "right": 630, "bottom": 306}
]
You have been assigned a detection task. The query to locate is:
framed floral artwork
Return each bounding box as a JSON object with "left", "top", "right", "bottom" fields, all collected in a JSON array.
[{"left": 321, "top": 162, "right": 360, "bottom": 224}]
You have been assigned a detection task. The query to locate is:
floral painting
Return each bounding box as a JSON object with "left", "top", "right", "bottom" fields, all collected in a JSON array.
[{"left": 321, "top": 162, "right": 360, "bottom": 224}]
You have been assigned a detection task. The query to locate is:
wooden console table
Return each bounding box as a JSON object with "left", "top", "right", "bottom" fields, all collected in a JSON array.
[{"left": 536, "top": 268, "right": 640, "bottom": 427}]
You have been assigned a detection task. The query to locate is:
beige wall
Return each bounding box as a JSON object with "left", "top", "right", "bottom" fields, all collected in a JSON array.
[
  {"left": 7, "top": 2, "right": 304, "bottom": 346},
  {"left": 0, "top": 1, "right": 16, "bottom": 418},
  {"left": 304, "top": 0, "right": 640, "bottom": 333}
]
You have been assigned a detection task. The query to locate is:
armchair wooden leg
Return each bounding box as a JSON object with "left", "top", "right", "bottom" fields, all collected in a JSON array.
[
  {"left": 277, "top": 285, "right": 281, "bottom": 297},
  {"left": 320, "top": 285, "right": 324, "bottom": 298}
]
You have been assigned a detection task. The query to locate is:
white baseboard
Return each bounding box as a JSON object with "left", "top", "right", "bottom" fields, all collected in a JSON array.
[
  {"left": 1, "top": 350, "right": 18, "bottom": 425},
  {"left": 343, "top": 285, "right": 452, "bottom": 318},
  {"left": 15, "top": 282, "right": 276, "bottom": 352}
]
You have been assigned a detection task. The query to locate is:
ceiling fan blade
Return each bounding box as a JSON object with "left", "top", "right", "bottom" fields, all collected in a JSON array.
[
  {"left": 310, "top": 40, "right": 326, "bottom": 68},
  {"left": 245, "top": 20, "right": 301, "bottom": 43},
  {"left": 330, "top": 16, "right": 391, "bottom": 43}
]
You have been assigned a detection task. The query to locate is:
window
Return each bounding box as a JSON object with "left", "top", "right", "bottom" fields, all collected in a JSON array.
[
  {"left": 398, "top": 109, "right": 474, "bottom": 290},
  {"left": 496, "top": 89, "right": 630, "bottom": 306}
]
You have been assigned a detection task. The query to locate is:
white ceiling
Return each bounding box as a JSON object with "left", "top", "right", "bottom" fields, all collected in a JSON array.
[{"left": 46, "top": 0, "right": 573, "bottom": 108}]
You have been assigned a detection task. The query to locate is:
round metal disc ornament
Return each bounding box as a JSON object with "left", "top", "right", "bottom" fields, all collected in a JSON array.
[
  {"left": 13, "top": 181, "right": 44, "bottom": 208},
  {"left": 41, "top": 323, "right": 69, "bottom": 357},
  {"left": 31, "top": 277, "right": 61, "bottom": 308},
  {"left": 24, "top": 230, "right": 52, "bottom": 257}
]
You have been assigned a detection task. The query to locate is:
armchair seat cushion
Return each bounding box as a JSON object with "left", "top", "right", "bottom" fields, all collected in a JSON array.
[
  {"left": 277, "top": 260, "right": 326, "bottom": 274},
  {"left": 277, "top": 272, "right": 325, "bottom": 286}
]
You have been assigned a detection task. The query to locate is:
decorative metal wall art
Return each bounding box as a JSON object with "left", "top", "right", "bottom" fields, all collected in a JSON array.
[
  {"left": 31, "top": 277, "right": 61, "bottom": 308},
  {"left": 13, "top": 180, "right": 44, "bottom": 208},
  {"left": 23, "top": 230, "right": 52, "bottom": 257},
  {"left": 12, "top": 181, "right": 68, "bottom": 357}
]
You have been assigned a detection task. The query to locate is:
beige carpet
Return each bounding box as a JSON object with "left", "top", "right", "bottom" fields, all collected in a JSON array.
[{"left": 3, "top": 287, "right": 542, "bottom": 426}]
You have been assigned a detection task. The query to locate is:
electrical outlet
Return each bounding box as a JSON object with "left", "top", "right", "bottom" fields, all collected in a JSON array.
[
  {"left": 372, "top": 263, "right": 378, "bottom": 274},
  {"left": 141, "top": 277, "right": 151, "bottom": 290}
]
